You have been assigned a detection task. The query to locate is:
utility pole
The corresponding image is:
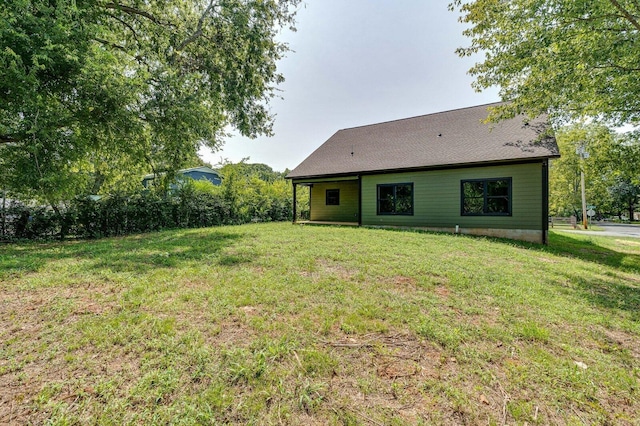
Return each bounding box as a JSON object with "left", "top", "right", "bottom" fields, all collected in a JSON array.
[
  {"left": 580, "top": 169, "right": 587, "bottom": 229},
  {"left": 576, "top": 144, "right": 589, "bottom": 229}
]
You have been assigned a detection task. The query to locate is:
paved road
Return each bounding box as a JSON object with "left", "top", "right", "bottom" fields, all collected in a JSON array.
[{"left": 558, "top": 222, "right": 640, "bottom": 238}]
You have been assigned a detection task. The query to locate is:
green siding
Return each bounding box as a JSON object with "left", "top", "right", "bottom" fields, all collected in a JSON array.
[
  {"left": 310, "top": 181, "right": 359, "bottom": 222},
  {"left": 361, "top": 163, "right": 543, "bottom": 230}
]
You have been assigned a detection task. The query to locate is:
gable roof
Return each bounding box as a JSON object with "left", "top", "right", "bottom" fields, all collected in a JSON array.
[{"left": 286, "top": 102, "right": 559, "bottom": 179}]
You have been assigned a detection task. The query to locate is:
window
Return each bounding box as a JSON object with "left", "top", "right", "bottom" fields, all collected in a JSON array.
[
  {"left": 377, "top": 183, "right": 413, "bottom": 215},
  {"left": 326, "top": 189, "right": 340, "bottom": 205},
  {"left": 461, "top": 178, "right": 511, "bottom": 215}
]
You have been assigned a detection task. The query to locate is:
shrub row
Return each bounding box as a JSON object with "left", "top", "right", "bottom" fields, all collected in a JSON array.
[{"left": 0, "top": 182, "right": 297, "bottom": 241}]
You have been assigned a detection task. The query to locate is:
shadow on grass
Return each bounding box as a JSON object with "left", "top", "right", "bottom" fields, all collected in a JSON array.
[
  {"left": 0, "top": 228, "right": 250, "bottom": 277},
  {"left": 546, "top": 232, "right": 640, "bottom": 274},
  {"left": 357, "top": 226, "right": 640, "bottom": 274},
  {"left": 485, "top": 231, "right": 640, "bottom": 315},
  {"left": 545, "top": 233, "right": 640, "bottom": 315},
  {"left": 356, "top": 226, "right": 640, "bottom": 315},
  {"left": 565, "top": 271, "right": 640, "bottom": 316}
]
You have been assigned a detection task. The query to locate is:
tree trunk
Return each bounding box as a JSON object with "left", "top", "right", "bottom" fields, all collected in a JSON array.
[{"left": 1, "top": 190, "right": 5, "bottom": 239}]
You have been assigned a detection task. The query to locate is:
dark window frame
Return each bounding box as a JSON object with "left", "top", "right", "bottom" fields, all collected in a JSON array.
[
  {"left": 325, "top": 188, "right": 340, "bottom": 206},
  {"left": 376, "top": 183, "right": 414, "bottom": 215},
  {"left": 461, "top": 177, "right": 512, "bottom": 216}
]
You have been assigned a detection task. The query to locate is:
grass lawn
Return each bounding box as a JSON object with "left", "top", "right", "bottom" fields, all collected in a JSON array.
[{"left": 1, "top": 223, "right": 638, "bottom": 425}]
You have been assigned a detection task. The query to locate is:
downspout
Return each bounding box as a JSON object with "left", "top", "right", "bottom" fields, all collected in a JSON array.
[{"left": 542, "top": 159, "right": 549, "bottom": 244}]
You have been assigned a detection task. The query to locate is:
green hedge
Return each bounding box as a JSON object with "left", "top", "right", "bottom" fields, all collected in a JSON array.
[{"left": 0, "top": 181, "right": 296, "bottom": 241}]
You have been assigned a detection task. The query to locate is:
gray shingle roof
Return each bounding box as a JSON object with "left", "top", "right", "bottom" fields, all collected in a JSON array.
[{"left": 287, "top": 103, "right": 559, "bottom": 179}]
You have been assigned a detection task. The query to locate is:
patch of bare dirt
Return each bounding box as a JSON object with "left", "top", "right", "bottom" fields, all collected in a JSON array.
[
  {"left": 379, "top": 275, "right": 420, "bottom": 295},
  {"left": 385, "top": 273, "right": 449, "bottom": 290},
  {"left": 316, "top": 331, "right": 456, "bottom": 423},
  {"left": 239, "top": 305, "right": 258, "bottom": 315},
  {"left": 603, "top": 328, "right": 640, "bottom": 362},
  {"left": 299, "top": 259, "right": 357, "bottom": 282},
  {"left": 0, "top": 283, "right": 125, "bottom": 425},
  {"left": 315, "top": 328, "right": 622, "bottom": 425},
  {"left": 203, "top": 317, "right": 256, "bottom": 349},
  {"left": 433, "top": 285, "right": 451, "bottom": 298}
]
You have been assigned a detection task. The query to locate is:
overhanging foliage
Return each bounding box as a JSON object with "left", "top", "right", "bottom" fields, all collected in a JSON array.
[
  {"left": 0, "top": 0, "right": 300, "bottom": 205},
  {"left": 450, "top": 0, "right": 640, "bottom": 125}
]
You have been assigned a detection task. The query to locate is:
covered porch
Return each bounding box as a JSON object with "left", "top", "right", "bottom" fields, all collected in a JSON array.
[{"left": 292, "top": 176, "right": 361, "bottom": 225}]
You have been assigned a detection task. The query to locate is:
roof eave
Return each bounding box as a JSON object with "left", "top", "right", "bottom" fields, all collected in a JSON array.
[{"left": 287, "top": 155, "right": 561, "bottom": 181}]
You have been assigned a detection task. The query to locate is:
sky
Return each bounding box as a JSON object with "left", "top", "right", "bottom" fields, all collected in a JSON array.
[{"left": 199, "top": 1, "right": 501, "bottom": 172}]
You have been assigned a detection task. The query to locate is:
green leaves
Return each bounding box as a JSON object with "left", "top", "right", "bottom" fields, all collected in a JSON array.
[
  {"left": 549, "top": 123, "right": 640, "bottom": 218},
  {"left": 1, "top": 0, "right": 300, "bottom": 205},
  {"left": 451, "top": 0, "right": 640, "bottom": 125}
]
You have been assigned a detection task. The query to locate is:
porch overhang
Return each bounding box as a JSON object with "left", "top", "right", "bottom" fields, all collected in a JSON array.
[
  {"left": 291, "top": 175, "right": 359, "bottom": 185},
  {"left": 290, "top": 175, "right": 362, "bottom": 226}
]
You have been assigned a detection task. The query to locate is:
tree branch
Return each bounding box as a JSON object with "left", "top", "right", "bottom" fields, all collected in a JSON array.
[
  {"left": 93, "top": 37, "right": 127, "bottom": 52},
  {"left": 106, "top": 11, "right": 140, "bottom": 42},
  {"left": 564, "top": 13, "right": 631, "bottom": 28},
  {"left": 102, "top": 2, "right": 164, "bottom": 26},
  {"left": 608, "top": 0, "right": 640, "bottom": 31},
  {"left": 175, "top": 0, "right": 217, "bottom": 53},
  {"left": 593, "top": 62, "right": 640, "bottom": 72},
  {"left": 0, "top": 135, "right": 21, "bottom": 144}
]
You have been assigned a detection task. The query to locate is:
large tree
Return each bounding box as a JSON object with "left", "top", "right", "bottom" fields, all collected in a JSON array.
[
  {"left": 450, "top": 0, "right": 640, "bottom": 124},
  {"left": 609, "top": 178, "right": 640, "bottom": 220},
  {"left": 549, "top": 123, "right": 640, "bottom": 219},
  {"left": 549, "top": 124, "right": 614, "bottom": 217},
  {"left": 607, "top": 135, "right": 640, "bottom": 219},
  {"left": 0, "top": 0, "right": 299, "bottom": 207}
]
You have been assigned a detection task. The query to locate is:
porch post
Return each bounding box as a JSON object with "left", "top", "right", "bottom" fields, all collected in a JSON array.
[{"left": 292, "top": 181, "right": 297, "bottom": 223}]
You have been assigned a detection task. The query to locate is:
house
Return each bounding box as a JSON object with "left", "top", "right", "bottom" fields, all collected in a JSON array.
[
  {"left": 286, "top": 103, "right": 560, "bottom": 244},
  {"left": 142, "top": 166, "right": 222, "bottom": 189}
]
